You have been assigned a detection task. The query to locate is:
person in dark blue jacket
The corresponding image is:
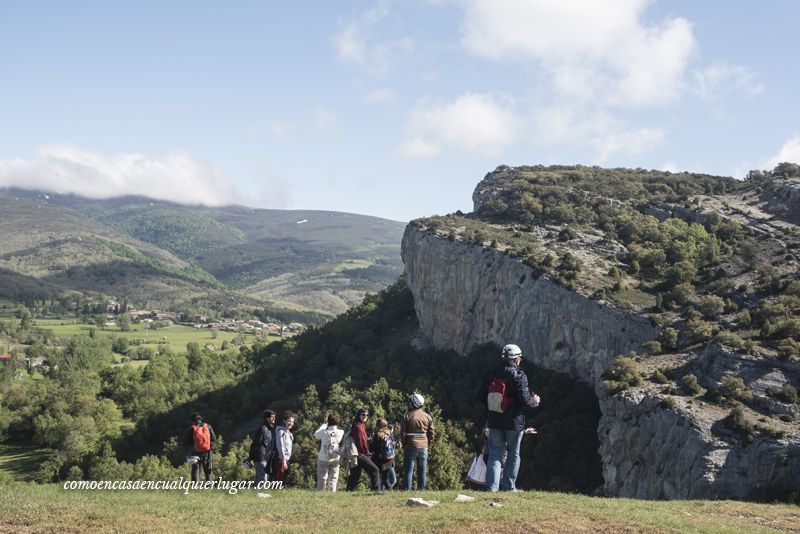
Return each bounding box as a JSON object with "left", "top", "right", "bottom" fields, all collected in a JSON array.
[{"left": 479, "top": 344, "right": 540, "bottom": 492}]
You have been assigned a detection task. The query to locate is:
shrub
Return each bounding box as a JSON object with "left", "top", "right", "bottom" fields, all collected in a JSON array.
[
  {"left": 681, "top": 374, "right": 702, "bottom": 395},
  {"left": 660, "top": 396, "right": 676, "bottom": 410},
  {"left": 558, "top": 227, "right": 578, "bottom": 241},
  {"left": 602, "top": 356, "right": 642, "bottom": 394},
  {"left": 720, "top": 376, "right": 753, "bottom": 402},
  {"left": 776, "top": 384, "right": 799, "bottom": 404},
  {"left": 684, "top": 318, "right": 716, "bottom": 344},
  {"left": 643, "top": 340, "right": 662, "bottom": 355},
  {"left": 659, "top": 327, "right": 679, "bottom": 351},
  {"left": 700, "top": 295, "right": 726, "bottom": 319},
  {"left": 704, "top": 387, "right": 723, "bottom": 404},
  {"left": 776, "top": 339, "right": 800, "bottom": 361},
  {"left": 725, "top": 405, "right": 755, "bottom": 444},
  {"left": 712, "top": 331, "right": 744, "bottom": 350},
  {"left": 652, "top": 368, "right": 670, "bottom": 384},
  {"left": 669, "top": 283, "right": 695, "bottom": 306}
]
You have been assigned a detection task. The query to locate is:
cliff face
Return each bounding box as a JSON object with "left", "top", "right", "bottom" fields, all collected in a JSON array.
[
  {"left": 402, "top": 224, "right": 800, "bottom": 500},
  {"left": 599, "top": 390, "right": 800, "bottom": 499},
  {"left": 402, "top": 225, "right": 657, "bottom": 386}
]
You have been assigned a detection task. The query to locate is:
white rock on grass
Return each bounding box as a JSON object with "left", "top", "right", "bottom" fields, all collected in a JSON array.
[
  {"left": 455, "top": 494, "right": 475, "bottom": 502},
  {"left": 406, "top": 497, "right": 439, "bottom": 508},
  {"left": 257, "top": 493, "right": 272, "bottom": 498}
]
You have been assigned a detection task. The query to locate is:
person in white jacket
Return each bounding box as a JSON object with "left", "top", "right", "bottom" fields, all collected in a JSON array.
[
  {"left": 272, "top": 411, "right": 295, "bottom": 483},
  {"left": 314, "top": 413, "right": 344, "bottom": 491}
]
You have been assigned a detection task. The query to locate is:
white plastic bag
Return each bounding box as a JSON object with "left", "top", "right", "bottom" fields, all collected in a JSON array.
[{"left": 466, "top": 453, "right": 487, "bottom": 485}]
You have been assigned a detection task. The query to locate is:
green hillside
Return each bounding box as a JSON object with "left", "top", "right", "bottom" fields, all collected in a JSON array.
[
  {"left": 84, "top": 203, "right": 246, "bottom": 259},
  {"left": 0, "top": 190, "right": 405, "bottom": 319}
]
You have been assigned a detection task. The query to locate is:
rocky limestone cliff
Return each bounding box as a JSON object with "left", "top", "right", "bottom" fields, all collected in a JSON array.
[
  {"left": 599, "top": 390, "right": 800, "bottom": 499},
  {"left": 402, "top": 224, "right": 800, "bottom": 500},
  {"left": 402, "top": 225, "right": 658, "bottom": 386}
]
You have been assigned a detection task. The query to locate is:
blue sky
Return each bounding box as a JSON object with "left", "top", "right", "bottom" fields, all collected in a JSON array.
[{"left": 1, "top": 0, "right": 798, "bottom": 221}]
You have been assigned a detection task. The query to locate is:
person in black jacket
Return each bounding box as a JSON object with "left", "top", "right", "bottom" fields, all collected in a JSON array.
[
  {"left": 478, "top": 344, "right": 540, "bottom": 492},
  {"left": 186, "top": 412, "right": 217, "bottom": 482},
  {"left": 254, "top": 409, "right": 277, "bottom": 485}
]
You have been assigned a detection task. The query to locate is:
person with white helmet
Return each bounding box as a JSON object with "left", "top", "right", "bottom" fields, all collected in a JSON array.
[
  {"left": 479, "top": 344, "right": 541, "bottom": 492},
  {"left": 400, "top": 392, "right": 435, "bottom": 490}
]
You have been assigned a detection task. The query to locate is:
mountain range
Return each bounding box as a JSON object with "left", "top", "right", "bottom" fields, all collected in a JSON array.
[{"left": 0, "top": 189, "right": 405, "bottom": 323}]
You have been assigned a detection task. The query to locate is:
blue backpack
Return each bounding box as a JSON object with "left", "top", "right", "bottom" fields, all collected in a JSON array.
[{"left": 384, "top": 435, "right": 395, "bottom": 459}]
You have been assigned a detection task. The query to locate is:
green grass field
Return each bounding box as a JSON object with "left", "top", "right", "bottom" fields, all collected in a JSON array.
[
  {"left": 0, "top": 483, "right": 798, "bottom": 533},
  {"left": 31, "top": 319, "right": 271, "bottom": 355},
  {"left": 0, "top": 444, "right": 49, "bottom": 482}
]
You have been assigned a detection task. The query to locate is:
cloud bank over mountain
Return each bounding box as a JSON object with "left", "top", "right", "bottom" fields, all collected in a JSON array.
[{"left": 0, "top": 145, "right": 240, "bottom": 206}]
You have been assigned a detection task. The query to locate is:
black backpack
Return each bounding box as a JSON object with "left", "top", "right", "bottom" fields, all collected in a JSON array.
[{"left": 247, "top": 425, "right": 265, "bottom": 461}]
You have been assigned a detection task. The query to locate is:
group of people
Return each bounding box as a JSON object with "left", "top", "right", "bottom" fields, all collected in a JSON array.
[{"left": 186, "top": 342, "right": 540, "bottom": 493}]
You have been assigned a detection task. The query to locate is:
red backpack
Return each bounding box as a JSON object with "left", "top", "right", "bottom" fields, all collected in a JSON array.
[
  {"left": 192, "top": 423, "right": 211, "bottom": 453},
  {"left": 487, "top": 377, "right": 513, "bottom": 413}
]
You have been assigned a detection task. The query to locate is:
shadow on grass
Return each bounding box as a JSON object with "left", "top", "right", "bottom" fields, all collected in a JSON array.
[{"left": 0, "top": 444, "right": 49, "bottom": 481}]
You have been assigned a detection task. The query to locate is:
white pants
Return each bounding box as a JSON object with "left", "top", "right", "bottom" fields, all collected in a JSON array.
[{"left": 316, "top": 459, "right": 340, "bottom": 491}]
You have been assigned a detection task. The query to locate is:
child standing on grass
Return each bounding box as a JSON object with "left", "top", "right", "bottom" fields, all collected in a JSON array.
[{"left": 370, "top": 418, "right": 396, "bottom": 491}]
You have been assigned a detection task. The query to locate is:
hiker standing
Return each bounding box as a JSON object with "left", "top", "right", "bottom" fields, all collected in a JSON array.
[
  {"left": 314, "top": 413, "right": 344, "bottom": 491},
  {"left": 400, "top": 393, "right": 435, "bottom": 490},
  {"left": 345, "top": 407, "right": 381, "bottom": 491},
  {"left": 479, "top": 344, "right": 540, "bottom": 492},
  {"left": 272, "top": 411, "right": 295, "bottom": 483},
  {"left": 386, "top": 424, "right": 399, "bottom": 489},
  {"left": 370, "top": 418, "right": 396, "bottom": 490},
  {"left": 186, "top": 412, "right": 216, "bottom": 482},
  {"left": 252, "top": 409, "right": 277, "bottom": 486}
]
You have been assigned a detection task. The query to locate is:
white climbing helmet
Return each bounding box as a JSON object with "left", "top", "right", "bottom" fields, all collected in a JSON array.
[
  {"left": 502, "top": 344, "right": 522, "bottom": 359},
  {"left": 410, "top": 393, "right": 425, "bottom": 408}
]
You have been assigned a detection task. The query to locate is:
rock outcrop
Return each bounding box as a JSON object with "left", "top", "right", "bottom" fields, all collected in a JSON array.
[
  {"left": 402, "top": 224, "right": 800, "bottom": 500},
  {"left": 599, "top": 390, "right": 800, "bottom": 499},
  {"left": 402, "top": 226, "right": 658, "bottom": 386}
]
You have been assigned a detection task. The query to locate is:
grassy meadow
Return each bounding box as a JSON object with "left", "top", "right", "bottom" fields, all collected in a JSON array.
[
  {"left": 11, "top": 318, "right": 275, "bottom": 357},
  {"left": 0, "top": 483, "right": 799, "bottom": 533}
]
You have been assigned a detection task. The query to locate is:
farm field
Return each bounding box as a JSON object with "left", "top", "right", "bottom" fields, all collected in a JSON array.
[
  {"left": 0, "top": 483, "right": 798, "bottom": 533},
  {"left": 23, "top": 319, "right": 277, "bottom": 354}
]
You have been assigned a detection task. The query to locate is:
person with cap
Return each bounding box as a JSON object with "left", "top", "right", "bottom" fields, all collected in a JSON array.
[
  {"left": 400, "top": 393, "right": 435, "bottom": 490},
  {"left": 186, "top": 412, "right": 217, "bottom": 482},
  {"left": 478, "top": 344, "right": 541, "bottom": 492}
]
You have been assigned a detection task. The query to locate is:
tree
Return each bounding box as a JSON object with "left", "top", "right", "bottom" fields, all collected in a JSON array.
[{"left": 119, "top": 313, "right": 132, "bottom": 332}]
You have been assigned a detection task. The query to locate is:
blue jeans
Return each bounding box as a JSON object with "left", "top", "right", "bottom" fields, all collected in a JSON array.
[
  {"left": 386, "top": 465, "right": 396, "bottom": 489},
  {"left": 255, "top": 460, "right": 269, "bottom": 486},
  {"left": 486, "top": 429, "right": 523, "bottom": 492},
  {"left": 403, "top": 447, "right": 428, "bottom": 490}
]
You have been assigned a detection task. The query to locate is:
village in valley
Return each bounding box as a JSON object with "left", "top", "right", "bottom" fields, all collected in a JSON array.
[
  {"left": 0, "top": 298, "right": 306, "bottom": 373},
  {"left": 103, "top": 299, "right": 305, "bottom": 336}
]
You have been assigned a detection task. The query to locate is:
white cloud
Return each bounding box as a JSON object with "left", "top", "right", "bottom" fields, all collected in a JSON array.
[
  {"left": 363, "top": 87, "right": 397, "bottom": 104},
  {"left": 0, "top": 145, "right": 240, "bottom": 206},
  {"left": 767, "top": 135, "right": 800, "bottom": 168},
  {"left": 398, "top": 138, "right": 440, "bottom": 159},
  {"left": 314, "top": 107, "right": 338, "bottom": 132},
  {"left": 660, "top": 161, "right": 680, "bottom": 173},
  {"left": 533, "top": 106, "right": 664, "bottom": 163},
  {"left": 335, "top": 1, "right": 401, "bottom": 77},
  {"left": 269, "top": 120, "right": 292, "bottom": 138},
  {"left": 693, "top": 63, "right": 765, "bottom": 99},
  {"left": 398, "top": 93, "right": 522, "bottom": 159},
  {"left": 461, "top": 0, "right": 695, "bottom": 108}
]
